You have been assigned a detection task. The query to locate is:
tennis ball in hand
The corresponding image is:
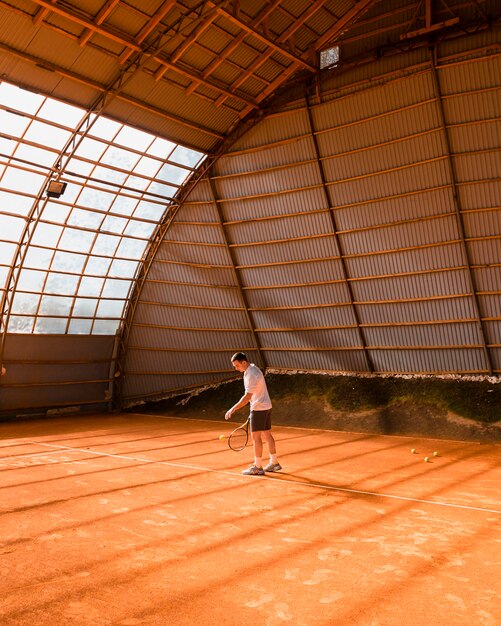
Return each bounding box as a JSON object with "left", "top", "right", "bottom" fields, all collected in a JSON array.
[{"left": 219, "top": 434, "right": 226, "bottom": 441}]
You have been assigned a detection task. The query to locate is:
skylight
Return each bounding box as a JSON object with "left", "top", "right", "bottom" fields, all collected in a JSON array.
[{"left": 0, "top": 81, "right": 205, "bottom": 335}]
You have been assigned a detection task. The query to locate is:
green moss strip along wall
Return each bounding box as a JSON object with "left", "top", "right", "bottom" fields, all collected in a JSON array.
[{"left": 137, "top": 374, "right": 501, "bottom": 443}]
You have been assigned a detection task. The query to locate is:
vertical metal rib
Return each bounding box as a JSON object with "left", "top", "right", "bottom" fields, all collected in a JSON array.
[
  {"left": 430, "top": 48, "right": 493, "bottom": 375},
  {"left": 305, "top": 86, "right": 374, "bottom": 372},
  {"left": 207, "top": 173, "right": 267, "bottom": 370}
]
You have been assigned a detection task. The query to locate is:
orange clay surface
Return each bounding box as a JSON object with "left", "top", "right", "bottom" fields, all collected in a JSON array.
[{"left": 0, "top": 411, "right": 500, "bottom": 626}]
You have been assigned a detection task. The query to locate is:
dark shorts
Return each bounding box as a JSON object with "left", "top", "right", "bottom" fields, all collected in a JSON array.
[{"left": 249, "top": 409, "right": 272, "bottom": 432}]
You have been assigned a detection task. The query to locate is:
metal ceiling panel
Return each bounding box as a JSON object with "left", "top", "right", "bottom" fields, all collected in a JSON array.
[
  {"left": 239, "top": 257, "right": 346, "bottom": 288},
  {"left": 265, "top": 349, "right": 369, "bottom": 372},
  {"left": 357, "top": 296, "right": 478, "bottom": 325},
  {"left": 220, "top": 187, "right": 327, "bottom": 222},
  {"left": 369, "top": 347, "right": 487, "bottom": 374}
]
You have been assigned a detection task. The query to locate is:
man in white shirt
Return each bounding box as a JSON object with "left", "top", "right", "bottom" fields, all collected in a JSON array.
[{"left": 225, "top": 352, "right": 281, "bottom": 476}]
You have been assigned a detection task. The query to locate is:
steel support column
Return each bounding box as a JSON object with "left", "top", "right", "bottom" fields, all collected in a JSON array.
[
  {"left": 305, "top": 87, "right": 374, "bottom": 373},
  {"left": 430, "top": 48, "right": 493, "bottom": 375},
  {"left": 207, "top": 174, "right": 267, "bottom": 370}
]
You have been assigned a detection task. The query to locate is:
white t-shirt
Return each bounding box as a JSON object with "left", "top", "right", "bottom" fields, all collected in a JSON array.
[{"left": 244, "top": 363, "right": 272, "bottom": 411}]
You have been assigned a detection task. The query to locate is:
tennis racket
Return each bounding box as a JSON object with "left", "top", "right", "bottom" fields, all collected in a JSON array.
[{"left": 228, "top": 418, "right": 249, "bottom": 451}]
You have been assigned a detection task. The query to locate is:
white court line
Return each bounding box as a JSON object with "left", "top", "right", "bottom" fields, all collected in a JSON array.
[{"left": 28, "top": 441, "right": 501, "bottom": 516}]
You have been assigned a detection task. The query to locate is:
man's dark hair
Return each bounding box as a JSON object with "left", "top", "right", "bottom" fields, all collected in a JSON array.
[{"left": 231, "top": 352, "right": 248, "bottom": 363}]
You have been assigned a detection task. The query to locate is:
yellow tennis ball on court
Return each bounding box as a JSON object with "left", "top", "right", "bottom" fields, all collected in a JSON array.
[
  {"left": 433, "top": 451, "right": 439, "bottom": 457},
  {"left": 219, "top": 434, "right": 226, "bottom": 441},
  {"left": 411, "top": 448, "right": 417, "bottom": 454},
  {"left": 424, "top": 457, "right": 430, "bottom": 463}
]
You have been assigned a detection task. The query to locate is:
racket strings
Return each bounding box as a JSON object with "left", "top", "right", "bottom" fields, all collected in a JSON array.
[{"left": 228, "top": 426, "right": 248, "bottom": 451}]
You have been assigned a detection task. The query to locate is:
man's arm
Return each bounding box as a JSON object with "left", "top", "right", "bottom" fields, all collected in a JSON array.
[{"left": 225, "top": 392, "right": 253, "bottom": 420}]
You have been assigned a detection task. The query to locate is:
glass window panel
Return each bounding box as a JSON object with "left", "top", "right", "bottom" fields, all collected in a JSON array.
[
  {"left": 157, "top": 163, "right": 189, "bottom": 185},
  {"left": 11, "top": 292, "right": 40, "bottom": 315},
  {"left": 170, "top": 145, "right": 204, "bottom": 168},
  {"left": 24, "top": 246, "right": 53, "bottom": 270},
  {"left": 0, "top": 190, "right": 28, "bottom": 221},
  {"left": 110, "top": 259, "right": 139, "bottom": 278},
  {"left": 148, "top": 181, "right": 177, "bottom": 199},
  {"left": 85, "top": 256, "right": 111, "bottom": 276},
  {"left": 133, "top": 200, "right": 165, "bottom": 221},
  {"left": 59, "top": 228, "right": 95, "bottom": 253},
  {"left": 17, "top": 269, "right": 46, "bottom": 291},
  {"left": 0, "top": 242, "right": 17, "bottom": 266},
  {"left": 0, "top": 136, "right": 15, "bottom": 157},
  {"left": 115, "top": 126, "right": 153, "bottom": 151},
  {"left": 72, "top": 297, "right": 98, "bottom": 316},
  {"left": 8, "top": 316, "right": 35, "bottom": 333},
  {"left": 51, "top": 251, "right": 86, "bottom": 273},
  {"left": 66, "top": 157, "right": 95, "bottom": 176},
  {"left": 72, "top": 137, "right": 107, "bottom": 160},
  {"left": 23, "top": 120, "right": 71, "bottom": 149},
  {"left": 126, "top": 174, "right": 150, "bottom": 192},
  {"left": 0, "top": 214, "right": 25, "bottom": 242},
  {"left": 41, "top": 202, "right": 72, "bottom": 224},
  {"left": 101, "top": 146, "right": 140, "bottom": 170},
  {"left": 101, "top": 215, "right": 127, "bottom": 234},
  {"left": 92, "top": 319, "right": 120, "bottom": 334},
  {"left": 147, "top": 137, "right": 176, "bottom": 159},
  {"left": 102, "top": 278, "right": 131, "bottom": 298},
  {"left": 67, "top": 208, "right": 104, "bottom": 229},
  {"left": 96, "top": 299, "right": 125, "bottom": 317},
  {"left": 92, "top": 233, "right": 120, "bottom": 255},
  {"left": 78, "top": 187, "right": 114, "bottom": 211},
  {"left": 15, "top": 143, "right": 57, "bottom": 167},
  {"left": 116, "top": 238, "right": 147, "bottom": 259},
  {"left": 89, "top": 116, "right": 121, "bottom": 141},
  {"left": 78, "top": 276, "right": 104, "bottom": 296},
  {"left": 34, "top": 317, "right": 67, "bottom": 333},
  {"left": 123, "top": 221, "right": 155, "bottom": 238},
  {"left": 92, "top": 164, "right": 128, "bottom": 186},
  {"left": 133, "top": 156, "right": 161, "bottom": 177},
  {"left": 38, "top": 98, "right": 84, "bottom": 126},
  {"left": 1, "top": 167, "right": 46, "bottom": 193},
  {"left": 45, "top": 272, "right": 80, "bottom": 295},
  {"left": 31, "top": 223, "right": 63, "bottom": 247},
  {"left": 0, "top": 266, "right": 9, "bottom": 288},
  {"left": 111, "top": 195, "right": 138, "bottom": 216},
  {"left": 0, "top": 82, "right": 43, "bottom": 114},
  {"left": 0, "top": 109, "right": 30, "bottom": 137},
  {"left": 68, "top": 318, "right": 92, "bottom": 334},
  {"left": 39, "top": 295, "right": 73, "bottom": 316}
]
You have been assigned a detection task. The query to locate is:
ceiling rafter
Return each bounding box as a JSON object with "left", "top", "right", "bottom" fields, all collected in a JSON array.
[
  {"left": 119, "top": 0, "right": 177, "bottom": 64},
  {"left": 26, "top": 0, "right": 259, "bottom": 109},
  {"left": 32, "top": 0, "right": 56, "bottom": 25},
  {"left": 276, "top": 0, "right": 330, "bottom": 43},
  {"left": 170, "top": 7, "right": 220, "bottom": 63},
  {"left": 313, "top": 0, "right": 377, "bottom": 51},
  {"left": 79, "top": 0, "right": 121, "bottom": 47},
  {"left": 211, "top": 0, "right": 333, "bottom": 108},
  {"left": 210, "top": 2, "right": 317, "bottom": 72},
  {"left": 185, "top": 0, "right": 283, "bottom": 96}
]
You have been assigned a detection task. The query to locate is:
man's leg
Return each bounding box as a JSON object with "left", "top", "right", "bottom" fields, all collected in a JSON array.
[
  {"left": 262, "top": 430, "right": 276, "bottom": 455},
  {"left": 263, "top": 430, "right": 281, "bottom": 472},
  {"left": 251, "top": 430, "right": 264, "bottom": 466},
  {"left": 242, "top": 430, "right": 265, "bottom": 475}
]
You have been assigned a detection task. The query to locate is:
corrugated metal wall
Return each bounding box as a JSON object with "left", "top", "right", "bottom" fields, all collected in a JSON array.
[
  {"left": 0, "top": 334, "right": 115, "bottom": 415},
  {"left": 121, "top": 33, "right": 500, "bottom": 402}
]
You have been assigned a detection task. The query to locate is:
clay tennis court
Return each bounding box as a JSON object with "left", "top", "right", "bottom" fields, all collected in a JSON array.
[{"left": 1, "top": 412, "right": 499, "bottom": 625}]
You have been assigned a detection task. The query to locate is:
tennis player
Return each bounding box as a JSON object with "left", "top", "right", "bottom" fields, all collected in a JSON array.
[{"left": 225, "top": 352, "right": 281, "bottom": 476}]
